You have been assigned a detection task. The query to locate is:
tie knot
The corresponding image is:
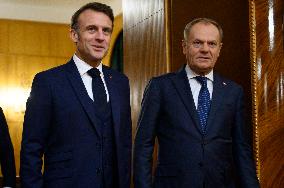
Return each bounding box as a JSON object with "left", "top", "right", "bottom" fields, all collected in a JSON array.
[
  {"left": 87, "top": 68, "right": 101, "bottom": 78},
  {"left": 195, "top": 76, "right": 207, "bottom": 87}
]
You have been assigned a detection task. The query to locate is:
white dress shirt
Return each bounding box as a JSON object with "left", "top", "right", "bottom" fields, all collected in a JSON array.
[
  {"left": 185, "top": 64, "right": 213, "bottom": 109},
  {"left": 73, "top": 54, "right": 110, "bottom": 102}
]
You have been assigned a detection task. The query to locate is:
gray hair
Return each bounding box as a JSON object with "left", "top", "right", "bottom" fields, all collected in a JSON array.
[{"left": 183, "top": 18, "right": 223, "bottom": 42}]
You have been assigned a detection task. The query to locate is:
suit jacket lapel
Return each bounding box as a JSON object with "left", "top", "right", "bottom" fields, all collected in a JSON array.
[
  {"left": 65, "top": 60, "right": 102, "bottom": 138},
  {"left": 206, "top": 73, "right": 226, "bottom": 134},
  {"left": 103, "top": 66, "right": 121, "bottom": 140},
  {"left": 170, "top": 67, "right": 203, "bottom": 134}
]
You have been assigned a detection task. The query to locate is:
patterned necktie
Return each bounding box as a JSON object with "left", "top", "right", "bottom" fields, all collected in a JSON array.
[
  {"left": 87, "top": 68, "right": 108, "bottom": 117},
  {"left": 195, "top": 76, "right": 211, "bottom": 134}
]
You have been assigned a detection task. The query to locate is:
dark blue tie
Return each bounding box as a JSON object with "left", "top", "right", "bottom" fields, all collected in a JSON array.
[
  {"left": 87, "top": 68, "right": 108, "bottom": 118},
  {"left": 196, "top": 76, "right": 211, "bottom": 134}
]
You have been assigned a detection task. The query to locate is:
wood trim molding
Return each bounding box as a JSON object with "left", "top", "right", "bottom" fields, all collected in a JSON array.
[
  {"left": 165, "top": 0, "right": 172, "bottom": 73},
  {"left": 248, "top": 0, "right": 260, "bottom": 180}
]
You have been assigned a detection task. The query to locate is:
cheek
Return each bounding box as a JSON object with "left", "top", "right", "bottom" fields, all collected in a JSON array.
[
  {"left": 105, "top": 38, "right": 111, "bottom": 46},
  {"left": 182, "top": 46, "right": 188, "bottom": 54},
  {"left": 214, "top": 49, "right": 221, "bottom": 57},
  {"left": 190, "top": 50, "right": 199, "bottom": 57},
  {"left": 214, "top": 54, "right": 220, "bottom": 60}
]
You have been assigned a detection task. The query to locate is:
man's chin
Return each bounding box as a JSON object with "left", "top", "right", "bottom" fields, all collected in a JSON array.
[
  {"left": 91, "top": 54, "right": 106, "bottom": 61},
  {"left": 196, "top": 59, "right": 212, "bottom": 64},
  {"left": 191, "top": 65, "right": 213, "bottom": 75},
  {"left": 92, "top": 51, "right": 108, "bottom": 59}
]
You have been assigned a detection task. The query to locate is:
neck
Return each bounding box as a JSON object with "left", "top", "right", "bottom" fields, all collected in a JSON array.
[
  {"left": 188, "top": 66, "right": 211, "bottom": 76},
  {"left": 75, "top": 52, "right": 101, "bottom": 68}
]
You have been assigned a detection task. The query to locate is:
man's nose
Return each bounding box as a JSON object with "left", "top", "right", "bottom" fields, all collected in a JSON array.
[
  {"left": 95, "top": 30, "right": 105, "bottom": 41},
  {"left": 200, "top": 43, "right": 210, "bottom": 51}
]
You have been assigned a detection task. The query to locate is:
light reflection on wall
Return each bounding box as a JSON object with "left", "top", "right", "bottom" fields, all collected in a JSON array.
[
  {"left": 268, "top": 0, "right": 275, "bottom": 51},
  {"left": 0, "top": 87, "right": 30, "bottom": 115},
  {"left": 263, "top": 73, "right": 268, "bottom": 112},
  {"left": 257, "top": 57, "right": 262, "bottom": 81},
  {"left": 281, "top": 72, "right": 284, "bottom": 102}
]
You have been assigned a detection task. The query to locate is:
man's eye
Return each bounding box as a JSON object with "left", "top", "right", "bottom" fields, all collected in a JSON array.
[
  {"left": 192, "top": 41, "right": 202, "bottom": 48},
  {"left": 87, "top": 27, "right": 97, "bottom": 33},
  {"left": 208, "top": 42, "right": 217, "bottom": 48},
  {"left": 103, "top": 28, "right": 112, "bottom": 35},
  {"left": 193, "top": 41, "right": 201, "bottom": 45}
]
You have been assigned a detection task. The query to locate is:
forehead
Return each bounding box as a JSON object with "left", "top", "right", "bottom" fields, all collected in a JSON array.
[
  {"left": 77, "top": 9, "right": 112, "bottom": 28},
  {"left": 188, "top": 23, "right": 220, "bottom": 41}
]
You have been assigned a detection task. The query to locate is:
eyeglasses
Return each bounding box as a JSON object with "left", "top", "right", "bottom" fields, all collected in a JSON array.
[{"left": 189, "top": 40, "right": 219, "bottom": 49}]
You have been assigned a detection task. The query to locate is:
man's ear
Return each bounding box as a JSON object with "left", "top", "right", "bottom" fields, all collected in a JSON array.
[
  {"left": 182, "top": 40, "right": 187, "bottom": 54},
  {"left": 217, "top": 43, "right": 223, "bottom": 57},
  {"left": 70, "top": 29, "right": 79, "bottom": 43}
]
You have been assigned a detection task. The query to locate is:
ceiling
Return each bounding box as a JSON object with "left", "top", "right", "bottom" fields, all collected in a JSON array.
[{"left": 0, "top": 0, "right": 122, "bottom": 24}]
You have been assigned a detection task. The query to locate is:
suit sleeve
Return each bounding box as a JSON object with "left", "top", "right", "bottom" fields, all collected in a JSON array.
[
  {"left": 20, "top": 74, "right": 52, "bottom": 188},
  {"left": 120, "top": 77, "right": 132, "bottom": 188},
  {"left": 232, "top": 87, "right": 260, "bottom": 188},
  {"left": 0, "top": 108, "right": 16, "bottom": 187},
  {"left": 126, "top": 78, "right": 132, "bottom": 188},
  {"left": 134, "top": 79, "right": 161, "bottom": 188}
]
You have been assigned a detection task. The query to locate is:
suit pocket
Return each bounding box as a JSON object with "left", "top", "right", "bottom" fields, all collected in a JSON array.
[
  {"left": 44, "top": 150, "right": 73, "bottom": 180},
  {"left": 154, "top": 165, "right": 180, "bottom": 188}
]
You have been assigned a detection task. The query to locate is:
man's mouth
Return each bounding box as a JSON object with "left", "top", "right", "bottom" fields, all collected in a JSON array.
[
  {"left": 197, "top": 56, "right": 210, "bottom": 60},
  {"left": 92, "top": 45, "right": 105, "bottom": 51}
]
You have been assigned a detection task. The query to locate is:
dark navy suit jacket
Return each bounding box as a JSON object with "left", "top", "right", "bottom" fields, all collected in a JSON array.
[
  {"left": 20, "top": 60, "right": 132, "bottom": 188},
  {"left": 134, "top": 67, "right": 259, "bottom": 188},
  {"left": 0, "top": 107, "right": 16, "bottom": 187}
]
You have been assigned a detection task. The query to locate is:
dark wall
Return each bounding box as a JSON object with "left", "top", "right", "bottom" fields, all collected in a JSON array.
[
  {"left": 124, "top": 0, "right": 284, "bottom": 187},
  {"left": 169, "top": 0, "right": 252, "bottom": 142},
  {"left": 124, "top": 0, "right": 251, "bottom": 138},
  {"left": 123, "top": 0, "right": 167, "bottom": 136},
  {"left": 123, "top": 2, "right": 167, "bottom": 185}
]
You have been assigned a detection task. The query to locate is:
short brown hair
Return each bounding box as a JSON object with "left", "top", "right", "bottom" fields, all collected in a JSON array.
[
  {"left": 183, "top": 18, "right": 223, "bottom": 42},
  {"left": 71, "top": 2, "right": 114, "bottom": 31}
]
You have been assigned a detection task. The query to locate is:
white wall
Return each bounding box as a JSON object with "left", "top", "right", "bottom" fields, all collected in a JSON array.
[{"left": 0, "top": 0, "right": 122, "bottom": 24}]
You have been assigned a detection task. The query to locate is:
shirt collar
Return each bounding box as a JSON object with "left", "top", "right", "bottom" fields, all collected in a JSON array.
[
  {"left": 185, "top": 64, "right": 214, "bottom": 82},
  {"left": 73, "top": 54, "right": 103, "bottom": 76}
]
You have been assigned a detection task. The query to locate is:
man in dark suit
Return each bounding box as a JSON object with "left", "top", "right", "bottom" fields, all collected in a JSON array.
[
  {"left": 20, "top": 2, "right": 131, "bottom": 188},
  {"left": 134, "top": 18, "right": 259, "bottom": 188},
  {"left": 0, "top": 107, "right": 16, "bottom": 188}
]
